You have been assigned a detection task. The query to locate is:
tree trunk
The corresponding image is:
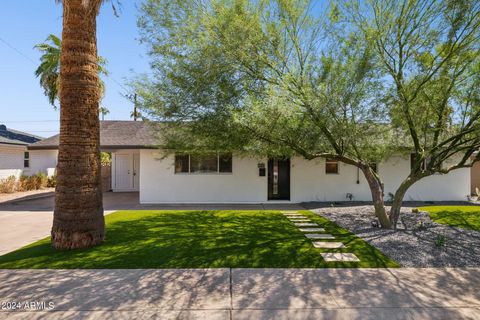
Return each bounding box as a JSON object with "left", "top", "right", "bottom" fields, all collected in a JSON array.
[
  {"left": 361, "top": 166, "right": 392, "bottom": 228},
  {"left": 52, "top": 0, "right": 105, "bottom": 249},
  {"left": 388, "top": 176, "right": 418, "bottom": 229}
]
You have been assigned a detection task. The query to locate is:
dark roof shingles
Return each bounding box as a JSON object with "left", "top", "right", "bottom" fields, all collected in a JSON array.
[
  {"left": 28, "top": 121, "right": 158, "bottom": 150},
  {"left": 0, "top": 125, "right": 43, "bottom": 146}
]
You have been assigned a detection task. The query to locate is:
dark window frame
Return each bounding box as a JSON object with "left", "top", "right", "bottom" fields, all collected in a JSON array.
[
  {"left": 325, "top": 158, "right": 339, "bottom": 174},
  {"left": 24, "top": 151, "right": 30, "bottom": 168},
  {"left": 174, "top": 153, "right": 233, "bottom": 174}
]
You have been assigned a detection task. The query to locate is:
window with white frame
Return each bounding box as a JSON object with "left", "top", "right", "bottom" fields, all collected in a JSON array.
[{"left": 174, "top": 153, "right": 232, "bottom": 174}]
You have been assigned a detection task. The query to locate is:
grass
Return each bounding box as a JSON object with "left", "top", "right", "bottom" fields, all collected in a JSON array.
[
  {"left": 419, "top": 205, "right": 480, "bottom": 232},
  {"left": 0, "top": 210, "right": 398, "bottom": 269}
]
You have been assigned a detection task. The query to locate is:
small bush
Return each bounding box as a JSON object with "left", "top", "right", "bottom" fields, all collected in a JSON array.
[
  {"left": 0, "top": 176, "right": 17, "bottom": 193},
  {"left": 35, "top": 173, "right": 49, "bottom": 189},
  {"left": 16, "top": 174, "right": 49, "bottom": 191},
  {"left": 16, "top": 175, "right": 27, "bottom": 191},
  {"left": 434, "top": 234, "right": 447, "bottom": 248},
  {"left": 47, "top": 174, "right": 57, "bottom": 188}
]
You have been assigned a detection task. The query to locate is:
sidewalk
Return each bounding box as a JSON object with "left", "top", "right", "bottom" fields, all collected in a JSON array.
[{"left": 0, "top": 268, "right": 479, "bottom": 319}]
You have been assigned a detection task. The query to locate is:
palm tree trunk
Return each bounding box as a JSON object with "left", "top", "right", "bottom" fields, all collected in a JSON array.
[{"left": 52, "top": 0, "right": 105, "bottom": 249}]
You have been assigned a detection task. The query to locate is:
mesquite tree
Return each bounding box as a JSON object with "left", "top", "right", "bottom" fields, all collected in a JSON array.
[
  {"left": 134, "top": 0, "right": 479, "bottom": 228},
  {"left": 342, "top": 0, "right": 480, "bottom": 226}
]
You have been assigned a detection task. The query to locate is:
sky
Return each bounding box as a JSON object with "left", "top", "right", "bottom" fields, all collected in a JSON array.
[{"left": 0, "top": 1, "right": 150, "bottom": 137}]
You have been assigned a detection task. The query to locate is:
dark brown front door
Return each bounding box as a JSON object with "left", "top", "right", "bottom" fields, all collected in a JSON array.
[{"left": 268, "top": 158, "right": 290, "bottom": 200}]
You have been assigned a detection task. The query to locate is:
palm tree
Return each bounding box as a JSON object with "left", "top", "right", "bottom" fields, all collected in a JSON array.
[
  {"left": 99, "top": 106, "right": 110, "bottom": 120},
  {"left": 52, "top": 0, "right": 115, "bottom": 249},
  {"left": 34, "top": 34, "right": 108, "bottom": 110},
  {"left": 34, "top": 34, "right": 61, "bottom": 107}
]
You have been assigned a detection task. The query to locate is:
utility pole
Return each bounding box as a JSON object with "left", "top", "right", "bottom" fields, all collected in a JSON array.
[{"left": 133, "top": 93, "right": 138, "bottom": 121}]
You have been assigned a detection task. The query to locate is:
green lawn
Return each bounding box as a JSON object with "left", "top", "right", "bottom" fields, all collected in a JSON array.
[
  {"left": 0, "top": 210, "right": 398, "bottom": 268},
  {"left": 419, "top": 205, "right": 480, "bottom": 231}
]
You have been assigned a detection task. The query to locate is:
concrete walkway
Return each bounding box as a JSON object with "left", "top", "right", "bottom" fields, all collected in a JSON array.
[{"left": 0, "top": 268, "right": 479, "bottom": 319}]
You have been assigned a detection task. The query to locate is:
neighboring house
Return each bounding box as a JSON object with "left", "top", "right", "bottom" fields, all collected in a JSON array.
[
  {"left": 0, "top": 124, "right": 47, "bottom": 180},
  {"left": 29, "top": 120, "right": 471, "bottom": 204}
]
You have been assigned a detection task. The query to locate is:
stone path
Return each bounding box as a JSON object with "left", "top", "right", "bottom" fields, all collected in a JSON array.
[{"left": 283, "top": 211, "right": 360, "bottom": 263}]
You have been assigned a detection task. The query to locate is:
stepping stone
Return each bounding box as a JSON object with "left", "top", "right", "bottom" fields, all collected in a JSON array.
[
  {"left": 294, "top": 223, "right": 318, "bottom": 227},
  {"left": 283, "top": 213, "right": 303, "bottom": 216},
  {"left": 287, "top": 216, "right": 307, "bottom": 219},
  {"left": 281, "top": 211, "right": 299, "bottom": 214},
  {"left": 299, "top": 228, "right": 325, "bottom": 232},
  {"left": 312, "top": 241, "right": 346, "bottom": 249},
  {"left": 321, "top": 253, "right": 360, "bottom": 262},
  {"left": 305, "top": 234, "right": 335, "bottom": 239},
  {"left": 287, "top": 218, "right": 310, "bottom": 221}
]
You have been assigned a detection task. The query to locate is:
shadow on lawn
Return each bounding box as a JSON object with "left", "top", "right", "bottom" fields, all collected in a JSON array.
[
  {"left": 427, "top": 209, "right": 480, "bottom": 231},
  {"left": 0, "top": 210, "right": 396, "bottom": 269}
]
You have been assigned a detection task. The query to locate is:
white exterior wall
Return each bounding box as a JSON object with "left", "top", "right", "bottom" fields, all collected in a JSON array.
[
  {"left": 0, "top": 145, "right": 26, "bottom": 180},
  {"left": 25, "top": 150, "right": 58, "bottom": 177},
  {"left": 139, "top": 150, "right": 470, "bottom": 203},
  {"left": 0, "top": 145, "right": 57, "bottom": 179},
  {"left": 140, "top": 150, "right": 266, "bottom": 203},
  {"left": 381, "top": 154, "right": 470, "bottom": 201}
]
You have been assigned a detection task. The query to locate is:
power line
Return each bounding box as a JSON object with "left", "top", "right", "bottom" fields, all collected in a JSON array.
[
  {"left": 1, "top": 34, "right": 136, "bottom": 111},
  {"left": 1, "top": 120, "right": 59, "bottom": 123},
  {"left": 0, "top": 36, "right": 36, "bottom": 64},
  {"left": 21, "top": 130, "right": 59, "bottom": 133}
]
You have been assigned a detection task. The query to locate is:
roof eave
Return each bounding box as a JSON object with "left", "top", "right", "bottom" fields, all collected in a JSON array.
[{"left": 28, "top": 145, "right": 159, "bottom": 151}]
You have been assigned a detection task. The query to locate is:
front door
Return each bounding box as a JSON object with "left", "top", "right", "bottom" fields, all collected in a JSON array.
[
  {"left": 115, "top": 154, "right": 133, "bottom": 190},
  {"left": 268, "top": 158, "right": 290, "bottom": 200}
]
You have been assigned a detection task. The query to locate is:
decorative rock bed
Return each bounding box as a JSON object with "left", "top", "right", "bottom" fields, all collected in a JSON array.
[{"left": 311, "top": 205, "right": 480, "bottom": 267}]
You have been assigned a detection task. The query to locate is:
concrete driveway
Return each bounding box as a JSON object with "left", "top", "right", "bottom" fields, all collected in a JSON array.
[
  {"left": 0, "top": 193, "right": 140, "bottom": 255},
  {"left": 0, "top": 192, "right": 303, "bottom": 255}
]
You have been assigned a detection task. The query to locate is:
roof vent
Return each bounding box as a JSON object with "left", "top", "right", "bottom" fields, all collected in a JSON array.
[{"left": 0, "top": 125, "right": 6, "bottom": 131}]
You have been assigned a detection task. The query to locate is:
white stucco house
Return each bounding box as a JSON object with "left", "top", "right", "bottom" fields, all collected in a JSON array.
[
  {"left": 0, "top": 124, "right": 50, "bottom": 180},
  {"left": 28, "top": 121, "right": 471, "bottom": 204}
]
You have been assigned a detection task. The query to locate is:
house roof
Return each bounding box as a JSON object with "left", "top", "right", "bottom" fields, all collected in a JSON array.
[
  {"left": 28, "top": 121, "right": 159, "bottom": 150},
  {"left": 0, "top": 125, "right": 43, "bottom": 146}
]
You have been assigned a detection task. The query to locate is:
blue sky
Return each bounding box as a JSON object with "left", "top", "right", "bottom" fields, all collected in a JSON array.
[{"left": 0, "top": 1, "right": 150, "bottom": 137}]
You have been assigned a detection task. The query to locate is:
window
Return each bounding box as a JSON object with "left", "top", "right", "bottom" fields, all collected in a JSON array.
[
  {"left": 174, "top": 154, "right": 189, "bottom": 173},
  {"left": 325, "top": 158, "right": 338, "bottom": 174},
  {"left": 219, "top": 153, "right": 233, "bottom": 173},
  {"left": 410, "top": 153, "right": 426, "bottom": 171},
  {"left": 190, "top": 154, "right": 218, "bottom": 173},
  {"left": 174, "top": 153, "right": 232, "bottom": 174},
  {"left": 24, "top": 151, "right": 29, "bottom": 168},
  {"left": 370, "top": 162, "right": 378, "bottom": 174}
]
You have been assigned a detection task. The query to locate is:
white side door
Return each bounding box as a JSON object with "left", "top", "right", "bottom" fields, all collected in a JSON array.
[{"left": 115, "top": 154, "right": 132, "bottom": 190}]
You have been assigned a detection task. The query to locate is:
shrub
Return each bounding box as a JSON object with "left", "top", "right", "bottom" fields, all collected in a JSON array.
[
  {"left": 35, "top": 173, "right": 49, "bottom": 189},
  {"left": 434, "top": 234, "right": 447, "bottom": 248},
  {"left": 47, "top": 174, "right": 57, "bottom": 188},
  {"left": 17, "top": 175, "right": 28, "bottom": 191},
  {"left": 101, "top": 152, "right": 112, "bottom": 166},
  {"left": 0, "top": 176, "right": 17, "bottom": 193}
]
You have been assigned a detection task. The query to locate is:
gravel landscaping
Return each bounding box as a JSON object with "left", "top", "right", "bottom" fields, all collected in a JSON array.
[{"left": 308, "top": 204, "right": 480, "bottom": 267}]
